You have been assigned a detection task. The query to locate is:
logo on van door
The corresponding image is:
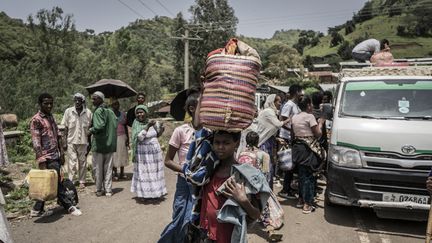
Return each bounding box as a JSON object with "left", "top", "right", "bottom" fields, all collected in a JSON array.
[{"left": 401, "top": 145, "right": 416, "bottom": 155}]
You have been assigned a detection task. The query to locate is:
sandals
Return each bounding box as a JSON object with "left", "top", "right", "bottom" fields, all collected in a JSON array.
[
  {"left": 302, "top": 205, "right": 316, "bottom": 214},
  {"left": 266, "top": 226, "right": 283, "bottom": 242}
]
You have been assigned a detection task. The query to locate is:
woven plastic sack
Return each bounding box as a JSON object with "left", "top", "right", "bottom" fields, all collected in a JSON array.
[{"left": 200, "top": 53, "right": 261, "bottom": 132}]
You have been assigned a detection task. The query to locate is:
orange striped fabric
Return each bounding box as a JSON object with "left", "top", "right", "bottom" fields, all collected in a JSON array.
[{"left": 200, "top": 54, "right": 261, "bottom": 132}]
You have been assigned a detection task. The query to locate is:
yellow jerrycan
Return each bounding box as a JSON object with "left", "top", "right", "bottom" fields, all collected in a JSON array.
[{"left": 28, "top": 169, "right": 58, "bottom": 201}]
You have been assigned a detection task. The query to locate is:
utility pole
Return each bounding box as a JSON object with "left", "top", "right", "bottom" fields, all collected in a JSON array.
[{"left": 171, "top": 27, "right": 202, "bottom": 89}]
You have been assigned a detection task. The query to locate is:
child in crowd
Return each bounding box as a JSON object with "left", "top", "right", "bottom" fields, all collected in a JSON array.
[
  {"left": 238, "top": 131, "right": 270, "bottom": 179},
  {"left": 198, "top": 130, "right": 268, "bottom": 243},
  {"left": 239, "top": 131, "right": 284, "bottom": 241}
]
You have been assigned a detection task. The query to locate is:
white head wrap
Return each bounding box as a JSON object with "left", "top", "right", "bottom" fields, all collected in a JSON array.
[
  {"left": 263, "top": 94, "right": 278, "bottom": 113},
  {"left": 93, "top": 91, "right": 105, "bottom": 101},
  {"left": 74, "top": 92, "right": 86, "bottom": 102}
]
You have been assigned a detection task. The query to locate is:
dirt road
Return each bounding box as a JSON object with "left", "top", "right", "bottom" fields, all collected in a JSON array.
[{"left": 10, "top": 165, "right": 427, "bottom": 243}]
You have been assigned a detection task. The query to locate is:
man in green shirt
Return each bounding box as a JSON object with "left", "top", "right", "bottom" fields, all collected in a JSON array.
[{"left": 90, "top": 91, "right": 117, "bottom": 197}]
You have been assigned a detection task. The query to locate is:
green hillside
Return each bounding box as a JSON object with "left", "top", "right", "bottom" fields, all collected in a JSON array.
[
  {"left": 238, "top": 29, "right": 301, "bottom": 57},
  {"left": 303, "top": 0, "right": 432, "bottom": 59},
  {"left": 304, "top": 16, "right": 432, "bottom": 59}
]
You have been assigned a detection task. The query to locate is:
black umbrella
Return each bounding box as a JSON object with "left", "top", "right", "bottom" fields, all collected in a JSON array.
[
  {"left": 170, "top": 87, "right": 201, "bottom": 121},
  {"left": 170, "top": 89, "right": 188, "bottom": 121},
  {"left": 86, "top": 79, "right": 137, "bottom": 98}
]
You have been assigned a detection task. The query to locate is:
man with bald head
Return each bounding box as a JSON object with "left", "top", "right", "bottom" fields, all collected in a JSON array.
[{"left": 90, "top": 91, "right": 117, "bottom": 197}]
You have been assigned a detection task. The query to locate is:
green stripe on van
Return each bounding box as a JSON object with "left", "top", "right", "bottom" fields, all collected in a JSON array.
[
  {"left": 336, "top": 142, "right": 381, "bottom": 152},
  {"left": 337, "top": 142, "right": 432, "bottom": 154},
  {"left": 416, "top": 150, "right": 432, "bottom": 154},
  {"left": 345, "top": 81, "right": 432, "bottom": 91}
]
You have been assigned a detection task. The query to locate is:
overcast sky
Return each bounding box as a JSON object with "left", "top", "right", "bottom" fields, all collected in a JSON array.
[{"left": 1, "top": 0, "right": 368, "bottom": 38}]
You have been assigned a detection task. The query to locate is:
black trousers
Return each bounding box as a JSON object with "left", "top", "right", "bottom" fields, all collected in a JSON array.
[{"left": 33, "top": 160, "right": 73, "bottom": 212}]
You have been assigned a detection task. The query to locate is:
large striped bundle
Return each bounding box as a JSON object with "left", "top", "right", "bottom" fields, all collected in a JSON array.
[{"left": 200, "top": 54, "right": 261, "bottom": 132}]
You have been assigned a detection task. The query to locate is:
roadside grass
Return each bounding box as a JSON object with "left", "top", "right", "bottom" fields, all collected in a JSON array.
[{"left": 4, "top": 186, "right": 32, "bottom": 215}]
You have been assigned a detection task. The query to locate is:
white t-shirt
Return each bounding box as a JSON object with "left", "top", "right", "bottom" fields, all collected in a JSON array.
[
  {"left": 279, "top": 100, "right": 300, "bottom": 139},
  {"left": 292, "top": 112, "right": 318, "bottom": 137}
]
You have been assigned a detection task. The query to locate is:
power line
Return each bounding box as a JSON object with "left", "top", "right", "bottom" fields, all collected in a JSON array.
[
  {"left": 187, "top": 5, "right": 432, "bottom": 34},
  {"left": 116, "top": 0, "right": 145, "bottom": 18},
  {"left": 155, "top": 0, "right": 175, "bottom": 17},
  {"left": 186, "top": 4, "right": 432, "bottom": 30},
  {"left": 136, "top": 0, "right": 158, "bottom": 16}
]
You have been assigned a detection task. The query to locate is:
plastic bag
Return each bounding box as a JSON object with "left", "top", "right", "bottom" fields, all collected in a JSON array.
[{"left": 277, "top": 145, "right": 293, "bottom": 171}]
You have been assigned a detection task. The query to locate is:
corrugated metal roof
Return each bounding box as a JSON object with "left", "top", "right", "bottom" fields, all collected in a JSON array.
[
  {"left": 313, "top": 64, "right": 331, "bottom": 68},
  {"left": 319, "top": 83, "right": 337, "bottom": 91},
  {"left": 268, "top": 85, "right": 289, "bottom": 93}
]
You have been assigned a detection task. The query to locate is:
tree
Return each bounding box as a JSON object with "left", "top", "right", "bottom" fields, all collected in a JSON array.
[
  {"left": 293, "top": 30, "right": 320, "bottom": 54},
  {"left": 13, "top": 7, "right": 80, "bottom": 117},
  {"left": 344, "top": 21, "right": 356, "bottom": 35},
  {"left": 263, "top": 44, "right": 303, "bottom": 81},
  {"left": 330, "top": 31, "right": 344, "bottom": 47},
  {"left": 337, "top": 41, "right": 354, "bottom": 60},
  {"left": 188, "top": 0, "right": 238, "bottom": 85},
  {"left": 353, "top": 1, "right": 374, "bottom": 23}
]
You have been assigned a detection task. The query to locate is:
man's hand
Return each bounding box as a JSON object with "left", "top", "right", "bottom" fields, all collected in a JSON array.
[
  {"left": 426, "top": 177, "right": 432, "bottom": 194},
  {"left": 221, "top": 178, "right": 248, "bottom": 204}
]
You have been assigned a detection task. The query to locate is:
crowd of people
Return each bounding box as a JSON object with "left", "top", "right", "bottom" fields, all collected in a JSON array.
[
  {"left": 7, "top": 81, "right": 336, "bottom": 241},
  {"left": 26, "top": 91, "right": 169, "bottom": 218},
  {"left": 18, "top": 83, "right": 333, "bottom": 242}
]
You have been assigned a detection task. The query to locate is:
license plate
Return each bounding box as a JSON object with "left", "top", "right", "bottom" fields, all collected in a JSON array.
[{"left": 382, "top": 193, "right": 430, "bottom": 204}]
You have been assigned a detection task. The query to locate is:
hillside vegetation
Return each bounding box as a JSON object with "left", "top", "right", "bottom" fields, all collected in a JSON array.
[
  {"left": 302, "top": 0, "right": 432, "bottom": 60},
  {"left": 304, "top": 16, "right": 432, "bottom": 59},
  {"left": 1, "top": 0, "right": 431, "bottom": 119},
  {"left": 0, "top": 7, "right": 301, "bottom": 119}
]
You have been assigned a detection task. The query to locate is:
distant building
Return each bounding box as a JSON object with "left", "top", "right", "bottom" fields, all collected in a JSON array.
[
  {"left": 308, "top": 71, "right": 338, "bottom": 83},
  {"left": 312, "top": 64, "right": 332, "bottom": 71}
]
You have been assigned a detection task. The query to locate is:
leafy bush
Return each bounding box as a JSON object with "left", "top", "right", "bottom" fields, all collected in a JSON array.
[
  {"left": 4, "top": 186, "right": 32, "bottom": 214},
  {"left": 6, "top": 119, "right": 34, "bottom": 163},
  {"left": 330, "top": 32, "right": 344, "bottom": 47}
]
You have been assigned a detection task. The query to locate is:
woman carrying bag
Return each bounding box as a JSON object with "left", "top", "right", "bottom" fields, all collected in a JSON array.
[
  {"left": 256, "top": 94, "right": 290, "bottom": 189},
  {"left": 291, "top": 96, "right": 326, "bottom": 214}
]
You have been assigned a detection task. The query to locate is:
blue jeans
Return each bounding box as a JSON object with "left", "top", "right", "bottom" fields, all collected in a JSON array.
[
  {"left": 260, "top": 137, "right": 276, "bottom": 190},
  {"left": 282, "top": 170, "right": 294, "bottom": 193},
  {"left": 352, "top": 51, "right": 373, "bottom": 63},
  {"left": 158, "top": 175, "right": 193, "bottom": 243},
  {"left": 298, "top": 165, "right": 315, "bottom": 204}
]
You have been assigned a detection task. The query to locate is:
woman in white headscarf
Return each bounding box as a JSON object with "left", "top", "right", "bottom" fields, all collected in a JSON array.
[
  {"left": 256, "top": 94, "right": 290, "bottom": 188},
  {"left": 255, "top": 94, "right": 289, "bottom": 240}
]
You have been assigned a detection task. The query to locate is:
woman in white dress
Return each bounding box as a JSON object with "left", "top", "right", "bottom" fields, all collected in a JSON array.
[{"left": 130, "top": 105, "right": 167, "bottom": 200}]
